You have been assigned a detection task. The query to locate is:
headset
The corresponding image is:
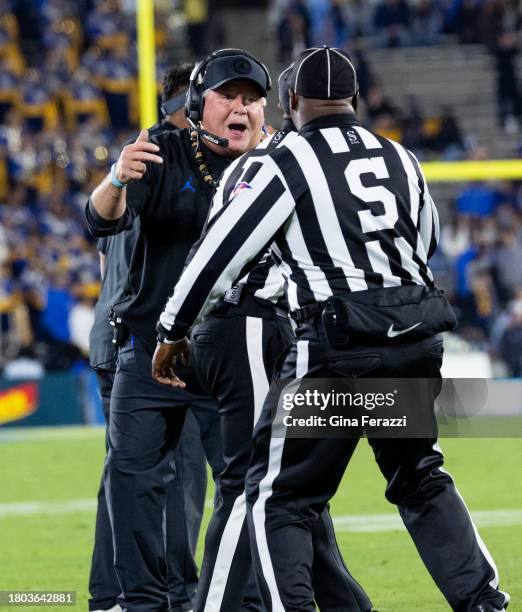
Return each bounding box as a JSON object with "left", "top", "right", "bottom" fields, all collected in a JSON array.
[{"left": 185, "top": 48, "right": 271, "bottom": 146}]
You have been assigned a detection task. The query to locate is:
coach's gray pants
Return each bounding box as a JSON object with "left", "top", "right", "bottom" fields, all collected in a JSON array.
[{"left": 101, "top": 337, "right": 224, "bottom": 612}]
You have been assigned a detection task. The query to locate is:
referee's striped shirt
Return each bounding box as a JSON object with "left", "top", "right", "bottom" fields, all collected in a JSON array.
[
  {"left": 207, "top": 121, "right": 297, "bottom": 306},
  {"left": 158, "top": 113, "right": 439, "bottom": 340}
]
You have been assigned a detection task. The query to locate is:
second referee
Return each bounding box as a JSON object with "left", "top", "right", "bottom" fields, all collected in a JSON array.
[{"left": 153, "top": 47, "right": 509, "bottom": 612}]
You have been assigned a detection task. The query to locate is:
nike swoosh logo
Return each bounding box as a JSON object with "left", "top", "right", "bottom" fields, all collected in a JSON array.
[{"left": 387, "top": 322, "right": 422, "bottom": 338}]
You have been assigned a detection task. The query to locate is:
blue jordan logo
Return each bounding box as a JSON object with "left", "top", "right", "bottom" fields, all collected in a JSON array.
[{"left": 181, "top": 176, "right": 196, "bottom": 193}]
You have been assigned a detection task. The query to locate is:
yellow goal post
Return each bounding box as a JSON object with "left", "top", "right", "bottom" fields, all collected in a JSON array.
[
  {"left": 422, "top": 160, "right": 522, "bottom": 182},
  {"left": 136, "top": 0, "right": 157, "bottom": 128}
]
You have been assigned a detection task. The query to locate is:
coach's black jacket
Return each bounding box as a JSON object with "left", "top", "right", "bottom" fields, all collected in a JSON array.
[
  {"left": 85, "top": 129, "right": 230, "bottom": 355},
  {"left": 88, "top": 119, "right": 179, "bottom": 370}
]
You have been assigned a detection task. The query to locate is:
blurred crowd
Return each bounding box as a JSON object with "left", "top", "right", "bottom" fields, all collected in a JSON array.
[
  {"left": 1, "top": 0, "right": 522, "bottom": 376},
  {"left": 363, "top": 86, "right": 468, "bottom": 161},
  {"left": 271, "top": 0, "right": 521, "bottom": 51},
  {"left": 0, "top": 0, "right": 210, "bottom": 372},
  {"left": 433, "top": 181, "right": 522, "bottom": 376},
  {"left": 272, "top": 0, "right": 522, "bottom": 132}
]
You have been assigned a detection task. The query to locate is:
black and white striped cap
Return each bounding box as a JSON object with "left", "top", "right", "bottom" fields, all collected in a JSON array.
[
  {"left": 277, "top": 63, "right": 294, "bottom": 113},
  {"left": 290, "top": 46, "right": 358, "bottom": 100}
]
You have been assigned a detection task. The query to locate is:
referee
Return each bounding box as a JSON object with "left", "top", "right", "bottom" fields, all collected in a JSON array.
[
  {"left": 163, "top": 65, "right": 371, "bottom": 612},
  {"left": 153, "top": 47, "right": 509, "bottom": 611},
  {"left": 88, "top": 64, "right": 212, "bottom": 612}
]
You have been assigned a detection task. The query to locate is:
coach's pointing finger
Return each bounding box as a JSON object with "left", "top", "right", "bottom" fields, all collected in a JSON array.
[
  {"left": 136, "top": 128, "right": 149, "bottom": 143},
  {"left": 115, "top": 130, "right": 163, "bottom": 184},
  {"left": 130, "top": 129, "right": 163, "bottom": 162}
]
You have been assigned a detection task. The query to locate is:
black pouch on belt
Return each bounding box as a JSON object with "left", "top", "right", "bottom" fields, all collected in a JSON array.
[
  {"left": 109, "top": 309, "right": 130, "bottom": 348},
  {"left": 322, "top": 285, "right": 458, "bottom": 349}
]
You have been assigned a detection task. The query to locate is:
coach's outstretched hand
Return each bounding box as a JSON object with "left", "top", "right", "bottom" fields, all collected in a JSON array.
[
  {"left": 152, "top": 338, "right": 190, "bottom": 388},
  {"left": 115, "top": 129, "right": 163, "bottom": 185}
]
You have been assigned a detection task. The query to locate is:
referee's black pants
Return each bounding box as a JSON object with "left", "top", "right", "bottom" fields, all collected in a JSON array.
[
  {"left": 191, "top": 299, "right": 372, "bottom": 612},
  {"left": 245, "top": 320, "right": 510, "bottom": 612},
  {"left": 105, "top": 336, "right": 224, "bottom": 612}
]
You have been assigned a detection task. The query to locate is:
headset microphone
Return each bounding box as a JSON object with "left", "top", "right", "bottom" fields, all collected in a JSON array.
[
  {"left": 199, "top": 128, "right": 229, "bottom": 148},
  {"left": 187, "top": 116, "right": 229, "bottom": 148}
]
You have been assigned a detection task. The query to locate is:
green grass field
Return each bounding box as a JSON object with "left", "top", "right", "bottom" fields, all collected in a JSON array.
[{"left": 0, "top": 427, "right": 520, "bottom": 611}]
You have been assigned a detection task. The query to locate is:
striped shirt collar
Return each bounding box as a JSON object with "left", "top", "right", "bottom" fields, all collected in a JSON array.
[
  {"left": 280, "top": 117, "right": 297, "bottom": 132},
  {"left": 298, "top": 113, "right": 360, "bottom": 136}
]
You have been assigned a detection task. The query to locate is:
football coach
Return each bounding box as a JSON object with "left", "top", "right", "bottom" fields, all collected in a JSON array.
[
  {"left": 152, "top": 47, "right": 509, "bottom": 612},
  {"left": 85, "top": 48, "right": 270, "bottom": 611},
  {"left": 87, "top": 63, "right": 216, "bottom": 612}
]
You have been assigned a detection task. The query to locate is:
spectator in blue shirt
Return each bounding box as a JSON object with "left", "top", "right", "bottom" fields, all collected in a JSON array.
[{"left": 374, "top": 0, "right": 412, "bottom": 47}]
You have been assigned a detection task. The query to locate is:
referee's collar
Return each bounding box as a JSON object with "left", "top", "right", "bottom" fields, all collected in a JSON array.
[{"left": 298, "top": 113, "right": 360, "bottom": 135}]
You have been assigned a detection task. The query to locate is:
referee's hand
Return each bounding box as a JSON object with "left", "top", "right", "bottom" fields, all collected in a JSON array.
[
  {"left": 115, "top": 129, "right": 163, "bottom": 184},
  {"left": 152, "top": 338, "right": 190, "bottom": 388}
]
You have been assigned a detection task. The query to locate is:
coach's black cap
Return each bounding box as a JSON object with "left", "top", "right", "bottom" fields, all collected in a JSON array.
[
  {"left": 202, "top": 49, "right": 271, "bottom": 96},
  {"left": 290, "top": 46, "right": 358, "bottom": 100}
]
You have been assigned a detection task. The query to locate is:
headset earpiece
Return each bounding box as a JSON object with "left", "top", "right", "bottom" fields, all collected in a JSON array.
[{"left": 186, "top": 59, "right": 205, "bottom": 124}]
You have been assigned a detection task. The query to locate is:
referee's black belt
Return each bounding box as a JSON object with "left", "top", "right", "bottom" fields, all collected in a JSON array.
[
  {"left": 210, "top": 286, "right": 288, "bottom": 320},
  {"left": 289, "top": 286, "right": 457, "bottom": 346},
  {"left": 290, "top": 302, "right": 325, "bottom": 325}
]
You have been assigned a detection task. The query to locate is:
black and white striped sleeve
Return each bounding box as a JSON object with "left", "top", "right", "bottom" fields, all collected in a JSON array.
[
  {"left": 157, "top": 154, "right": 297, "bottom": 340},
  {"left": 207, "top": 134, "right": 277, "bottom": 228},
  {"left": 414, "top": 154, "right": 440, "bottom": 260},
  {"left": 206, "top": 158, "right": 240, "bottom": 224}
]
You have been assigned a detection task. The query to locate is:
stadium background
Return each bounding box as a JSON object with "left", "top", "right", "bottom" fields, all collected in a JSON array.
[{"left": 0, "top": 0, "right": 521, "bottom": 610}]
